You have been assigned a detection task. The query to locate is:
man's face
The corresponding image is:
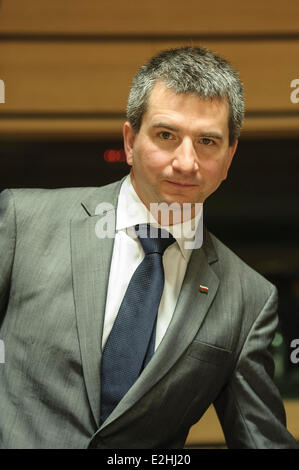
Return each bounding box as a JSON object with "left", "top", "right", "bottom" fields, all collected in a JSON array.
[{"left": 123, "top": 81, "right": 238, "bottom": 215}]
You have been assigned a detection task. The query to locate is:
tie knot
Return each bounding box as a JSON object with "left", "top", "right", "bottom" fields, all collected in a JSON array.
[{"left": 135, "top": 224, "right": 175, "bottom": 255}]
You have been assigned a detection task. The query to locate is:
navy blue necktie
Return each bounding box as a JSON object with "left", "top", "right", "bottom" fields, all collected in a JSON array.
[{"left": 100, "top": 224, "right": 175, "bottom": 424}]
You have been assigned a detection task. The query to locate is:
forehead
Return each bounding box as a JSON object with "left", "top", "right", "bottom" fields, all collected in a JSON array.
[{"left": 143, "top": 81, "right": 230, "bottom": 131}]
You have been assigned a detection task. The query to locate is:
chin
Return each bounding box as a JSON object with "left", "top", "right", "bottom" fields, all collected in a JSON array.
[{"left": 158, "top": 195, "right": 196, "bottom": 206}]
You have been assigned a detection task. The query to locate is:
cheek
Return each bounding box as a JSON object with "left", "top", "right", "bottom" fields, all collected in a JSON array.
[
  {"left": 200, "top": 156, "right": 228, "bottom": 178},
  {"left": 134, "top": 144, "right": 169, "bottom": 175},
  {"left": 200, "top": 160, "right": 220, "bottom": 176}
]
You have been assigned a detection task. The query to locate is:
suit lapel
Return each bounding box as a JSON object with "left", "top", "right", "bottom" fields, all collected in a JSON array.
[
  {"left": 99, "top": 231, "right": 220, "bottom": 430},
  {"left": 70, "top": 181, "right": 123, "bottom": 426}
]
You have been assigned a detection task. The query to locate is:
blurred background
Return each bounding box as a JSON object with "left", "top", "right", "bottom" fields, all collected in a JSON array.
[{"left": 0, "top": 0, "right": 298, "bottom": 448}]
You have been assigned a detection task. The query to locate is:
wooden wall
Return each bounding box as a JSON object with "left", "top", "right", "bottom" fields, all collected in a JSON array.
[{"left": 0, "top": 0, "right": 299, "bottom": 139}]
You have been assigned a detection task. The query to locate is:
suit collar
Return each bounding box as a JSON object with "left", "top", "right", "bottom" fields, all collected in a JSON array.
[
  {"left": 202, "top": 226, "right": 218, "bottom": 265},
  {"left": 80, "top": 177, "right": 126, "bottom": 217}
]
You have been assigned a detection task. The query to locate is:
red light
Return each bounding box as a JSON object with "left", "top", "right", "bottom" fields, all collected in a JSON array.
[{"left": 104, "top": 149, "right": 126, "bottom": 162}]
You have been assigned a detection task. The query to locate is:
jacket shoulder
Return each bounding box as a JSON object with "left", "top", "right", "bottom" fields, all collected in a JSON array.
[{"left": 1, "top": 179, "right": 124, "bottom": 220}]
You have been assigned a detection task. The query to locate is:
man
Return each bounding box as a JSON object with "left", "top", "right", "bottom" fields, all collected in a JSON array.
[{"left": 0, "top": 47, "right": 297, "bottom": 449}]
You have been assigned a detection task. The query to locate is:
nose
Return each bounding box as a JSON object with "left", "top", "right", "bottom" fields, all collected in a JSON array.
[{"left": 172, "top": 138, "right": 199, "bottom": 173}]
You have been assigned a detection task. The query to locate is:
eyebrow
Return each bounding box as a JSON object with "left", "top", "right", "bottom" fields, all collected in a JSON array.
[
  {"left": 197, "top": 132, "right": 223, "bottom": 141},
  {"left": 152, "top": 122, "right": 179, "bottom": 132},
  {"left": 151, "top": 122, "right": 224, "bottom": 140}
]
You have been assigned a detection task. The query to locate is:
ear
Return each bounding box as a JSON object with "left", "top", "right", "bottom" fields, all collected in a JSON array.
[
  {"left": 123, "top": 121, "right": 136, "bottom": 166},
  {"left": 223, "top": 139, "right": 238, "bottom": 180}
]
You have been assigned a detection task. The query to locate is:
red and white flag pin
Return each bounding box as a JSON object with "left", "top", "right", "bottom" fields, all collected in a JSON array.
[{"left": 199, "top": 285, "right": 209, "bottom": 294}]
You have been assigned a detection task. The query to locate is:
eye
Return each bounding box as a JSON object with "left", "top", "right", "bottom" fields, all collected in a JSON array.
[
  {"left": 159, "top": 131, "right": 174, "bottom": 140},
  {"left": 200, "top": 138, "right": 215, "bottom": 146}
]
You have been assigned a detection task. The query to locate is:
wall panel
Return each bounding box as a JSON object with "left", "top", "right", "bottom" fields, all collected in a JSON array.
[
  {"left": 1, "top": 40, "right": 299, "bottom": 138},
  {"left": 1, "top": 0, "right": 299, "bottom": 35}
]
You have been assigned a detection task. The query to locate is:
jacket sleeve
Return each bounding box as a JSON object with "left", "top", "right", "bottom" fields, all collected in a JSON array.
[
  {"left": 0, "top": 189, "right": 16, "bottom": 320},
  {"left": 214, "top": 285, "right": 299, "bottom": 448}
]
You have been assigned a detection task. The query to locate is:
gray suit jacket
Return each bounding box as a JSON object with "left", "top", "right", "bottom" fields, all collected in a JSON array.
[{"left": 0, "top": 178, "right": 297, "bottom": 449}]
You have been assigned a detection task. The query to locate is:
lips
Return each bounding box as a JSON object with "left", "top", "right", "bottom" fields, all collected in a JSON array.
[{"left": 166, "top": 180, "right": 197, "bottom": 187}]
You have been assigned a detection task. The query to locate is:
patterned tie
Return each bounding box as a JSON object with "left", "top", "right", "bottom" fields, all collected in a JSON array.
[{"left": 100, "top": 224, "right": 175, "bottom": 424}]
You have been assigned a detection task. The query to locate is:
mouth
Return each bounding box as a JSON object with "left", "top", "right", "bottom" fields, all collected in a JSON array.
[{"left": 165, "top": 180, "right": 197, "bottom": 188}]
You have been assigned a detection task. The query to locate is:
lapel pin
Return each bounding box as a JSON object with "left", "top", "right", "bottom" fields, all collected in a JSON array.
[{"left": 199, "top": 285, "right": 209, "bottom": 293}]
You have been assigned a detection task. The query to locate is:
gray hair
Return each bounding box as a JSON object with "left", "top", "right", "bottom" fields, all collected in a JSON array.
[{"left": 126, "top": 46, "right": 244, "bottom": 146}]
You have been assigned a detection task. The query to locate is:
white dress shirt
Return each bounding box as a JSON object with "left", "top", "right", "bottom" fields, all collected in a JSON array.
[{"left": 102, "top": 175, "right": 202, "bottom": 352}]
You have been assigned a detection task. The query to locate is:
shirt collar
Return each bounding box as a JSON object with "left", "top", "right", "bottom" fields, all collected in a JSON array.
[{"left": 116, "top": 174, "right": 203, "bottom": 260}]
